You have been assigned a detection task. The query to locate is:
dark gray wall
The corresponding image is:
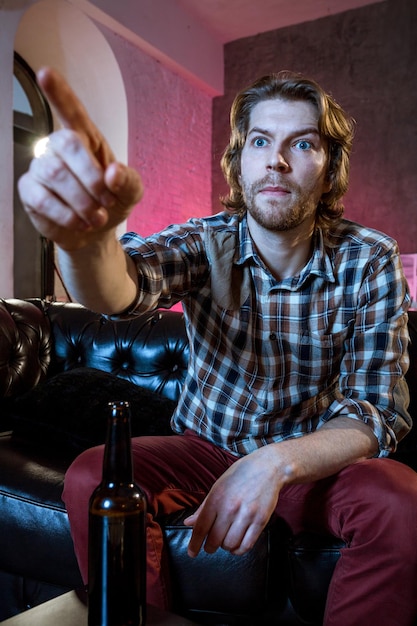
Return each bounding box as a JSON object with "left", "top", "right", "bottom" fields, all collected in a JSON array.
[{"left": 212, "top": 0, "right": 417, "bottom": 253}]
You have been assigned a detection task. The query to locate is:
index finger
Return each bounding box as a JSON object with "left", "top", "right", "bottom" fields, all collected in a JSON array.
[
  {"left": 187, "top": 505, "right": 218, "bottom": 558},
  {"left": 36, "top": 67, "right": 114, "bottom": 167}
]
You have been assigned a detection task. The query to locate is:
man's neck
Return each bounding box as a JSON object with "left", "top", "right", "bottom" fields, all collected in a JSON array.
[{"left": 246, "top": 214, "right": 315, "bottom": 281}]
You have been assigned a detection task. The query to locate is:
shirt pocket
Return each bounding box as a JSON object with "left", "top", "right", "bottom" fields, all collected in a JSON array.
[{"left": 294, "top": 326, "right": 351, "bottom": 383}]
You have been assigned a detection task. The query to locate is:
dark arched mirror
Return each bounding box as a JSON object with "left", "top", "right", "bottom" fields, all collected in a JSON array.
[{"left": 13, "top": 52, "right": 54, "bottom": 299}]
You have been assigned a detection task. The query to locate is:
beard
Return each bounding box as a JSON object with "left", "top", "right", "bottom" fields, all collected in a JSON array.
[{"left": 241, "top": 175, "right": 321, "bottom": 232}]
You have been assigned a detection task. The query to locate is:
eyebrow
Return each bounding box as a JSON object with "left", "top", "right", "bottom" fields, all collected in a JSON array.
[{"left": 248, "top": 126, "right": 321, "bottom": 138}]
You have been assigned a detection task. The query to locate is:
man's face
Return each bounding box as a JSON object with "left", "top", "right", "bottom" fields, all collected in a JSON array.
[{"left": 240, "top": 98, "right": 331, "bottom": 233}]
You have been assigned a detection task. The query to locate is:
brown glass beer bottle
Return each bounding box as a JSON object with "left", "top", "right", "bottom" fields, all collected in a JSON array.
[{"left": 88, "top": 401, "right": 146, "bottom": 625}]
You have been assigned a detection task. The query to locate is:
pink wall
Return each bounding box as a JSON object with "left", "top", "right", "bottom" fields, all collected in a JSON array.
[
  {"left": 99, "top": 27, "right": 213, "bottom": 238},
  {"left": 212, "top": 0, "right": 417, "bottom": 254}
]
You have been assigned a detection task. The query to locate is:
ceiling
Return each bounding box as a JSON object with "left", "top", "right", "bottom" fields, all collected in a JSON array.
[{"left": 176, "top": 0, "right": 386, "bottom": 43}]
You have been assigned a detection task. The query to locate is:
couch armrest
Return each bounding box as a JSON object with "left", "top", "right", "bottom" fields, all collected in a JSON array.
[{"left": 0, "top": 299, "right": 51, "bottom": 399}]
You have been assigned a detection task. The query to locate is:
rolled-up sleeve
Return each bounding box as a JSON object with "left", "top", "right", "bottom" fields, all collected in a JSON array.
[{"left": 326, "top": 244, "right": 411, "bottom": 456}]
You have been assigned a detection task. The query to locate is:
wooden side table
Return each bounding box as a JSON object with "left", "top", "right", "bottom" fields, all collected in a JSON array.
[{"left": 0, "top": 590, "right": 200, "bottom": 625}]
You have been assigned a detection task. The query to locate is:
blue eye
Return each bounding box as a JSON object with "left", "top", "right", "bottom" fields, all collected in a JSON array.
[
  {"left": 253, "top": 137, "right": 268, "bottom": 148},
  {"left": 296, "top": 140, "right": 312, "bottom": 150}
]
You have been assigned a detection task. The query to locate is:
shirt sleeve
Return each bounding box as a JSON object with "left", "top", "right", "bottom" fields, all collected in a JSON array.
[
  {"left": 323, "top": 242, "right": 411, "bottom": 457},
  {"left": 117, "top": 222, "right": 210, "bottom": 314}
]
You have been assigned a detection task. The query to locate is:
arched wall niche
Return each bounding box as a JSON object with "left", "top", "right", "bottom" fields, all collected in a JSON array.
[
  {"left": 11, "top": 0, "right": 128, "bottom": 299},
  {"left": 15, "top": 0, "right": 128, "bottom": 161}
]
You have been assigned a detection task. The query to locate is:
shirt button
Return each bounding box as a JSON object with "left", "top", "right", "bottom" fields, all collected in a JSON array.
[{"left": 269, "top": 333, "right": 277, "bottom": 340}]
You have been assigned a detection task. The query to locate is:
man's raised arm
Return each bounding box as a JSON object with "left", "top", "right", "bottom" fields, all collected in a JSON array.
[{"left": 18, "top": 67, "right": 143, "bottom": 315}]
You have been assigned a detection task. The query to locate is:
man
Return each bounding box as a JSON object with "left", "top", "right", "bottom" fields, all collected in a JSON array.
[{"left": 19, "top": 68, "right": 417, "bottom": 625}]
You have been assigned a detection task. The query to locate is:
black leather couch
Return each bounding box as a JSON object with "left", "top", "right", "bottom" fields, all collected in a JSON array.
[{"left": 0, "top": 298, "right": 416, "bottom": 625}]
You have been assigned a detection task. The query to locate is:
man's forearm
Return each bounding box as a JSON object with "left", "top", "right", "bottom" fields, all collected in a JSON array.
[
  {"left": 57, "top": 233, "right": 139, "bottom": 315},
  {"left": 186, "top": 417, "right": 379, "bottom": 558},
  {"left": 266, "top": 417, "right": 379, "bottom": 488}
]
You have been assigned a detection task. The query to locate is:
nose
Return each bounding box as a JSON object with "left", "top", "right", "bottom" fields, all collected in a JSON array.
[{"left": 267, "top": 148, "right": 290, "bottom": 172}]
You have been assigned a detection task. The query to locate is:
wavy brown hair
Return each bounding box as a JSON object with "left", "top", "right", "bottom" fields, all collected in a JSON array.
[{"left": 221, "top": 71, "right": 355, "bottom": 230}]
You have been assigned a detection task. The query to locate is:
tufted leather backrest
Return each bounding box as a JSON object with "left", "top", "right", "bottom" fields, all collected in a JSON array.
[
  {"left": 0, "top": 298, "right": 189, "bottom": 403},
  {"left": 397, "top": 310, "right": 417, "bottom": 468},
  {"left": 0, "top": 298, "right": 51, "bottom": 398},
  {"left": 407, "top": 311, "right": 417, "bottom": 393},
  {"left": 40, "top": 300, "right": 189, "bottom": 402}
]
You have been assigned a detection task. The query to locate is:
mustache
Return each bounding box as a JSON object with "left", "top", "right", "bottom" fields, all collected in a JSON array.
[{"left": 250, "top": 175, "right": 294, "bottom": 193}]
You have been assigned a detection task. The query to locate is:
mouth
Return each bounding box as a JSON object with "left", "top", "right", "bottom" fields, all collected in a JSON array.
[{"left": 259, "top": 185, "right": 291, "bottom": 195}]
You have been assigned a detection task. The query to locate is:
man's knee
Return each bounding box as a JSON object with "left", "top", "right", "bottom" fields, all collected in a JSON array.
[
  {"left": 342, "top": 458, "right": 417, "bottom": 541},
  {"left": 63, "top": 445, "right": 105, "bottom": 510},
  {"left": 347, "top": 458, "right": 417, "bottom": 501}
]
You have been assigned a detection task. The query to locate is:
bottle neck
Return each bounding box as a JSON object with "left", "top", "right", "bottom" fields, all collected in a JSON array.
[{"left": 102, "top": 401, "right": 134, "bottom": 485}]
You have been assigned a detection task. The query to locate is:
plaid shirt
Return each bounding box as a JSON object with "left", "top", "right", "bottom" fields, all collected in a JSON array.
[{"left": 121, "top": 212, "right": 411, "bottom": 457}]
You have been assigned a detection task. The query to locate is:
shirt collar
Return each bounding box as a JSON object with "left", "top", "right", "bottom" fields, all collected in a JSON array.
[{"left": 236, "top": 214, "right": 336, "bottom": 286}]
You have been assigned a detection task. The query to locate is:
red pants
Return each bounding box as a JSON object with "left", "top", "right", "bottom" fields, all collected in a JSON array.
[{"left": 62, "top": 431, "right": 417, "bottom": 626}]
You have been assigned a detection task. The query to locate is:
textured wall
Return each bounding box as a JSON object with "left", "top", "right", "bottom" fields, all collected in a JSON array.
[
  {"left": 100, "top": 27, "right": 213, "bottom": 238},
  {"left": 212, "top": 0, "right": 417, "bottom": 253}
]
